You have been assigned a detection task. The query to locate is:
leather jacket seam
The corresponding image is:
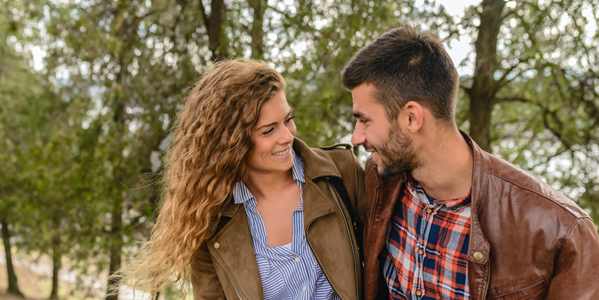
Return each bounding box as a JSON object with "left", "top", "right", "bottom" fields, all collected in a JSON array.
[
  {"left": 488, "top": 279, "right": 546, "bottom": 299},
  {"left": 487, "top": 171, "right": 582, "bottom": 219},
  {"left": 554, "top": 217, "right": 589, "bottom": 261}
]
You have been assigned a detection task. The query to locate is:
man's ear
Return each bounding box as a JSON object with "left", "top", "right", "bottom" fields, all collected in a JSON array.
[{"left": 398, "top": 101, "right": 424, "bottom": 133}]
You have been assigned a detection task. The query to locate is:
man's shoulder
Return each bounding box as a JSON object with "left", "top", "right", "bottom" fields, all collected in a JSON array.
[{"left": 483, "top": 152, "right": 589, "bottom": 219}]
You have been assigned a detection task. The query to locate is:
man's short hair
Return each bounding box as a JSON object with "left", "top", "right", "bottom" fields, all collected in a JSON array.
[{"left": 342, "top": 26, "right": 459, "bottom": 124}]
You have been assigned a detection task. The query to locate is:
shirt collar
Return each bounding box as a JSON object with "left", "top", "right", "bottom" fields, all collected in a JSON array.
[
  {"left": 405, "top": 173, "right": 471, "bottom": 208},
  {"left": 233, "top": 150, "right": 304, "bottom": 204}
]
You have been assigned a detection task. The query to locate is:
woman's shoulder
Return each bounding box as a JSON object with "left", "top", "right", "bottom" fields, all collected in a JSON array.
[
  {"left": 318, "top": 143, "right": 352, "bottom": 151},
  {"left": 317, "top": 143, "right": 361, "bottom": 173},
  {"left": 293, "top": 138, "right": 361, "bottom": 173}
]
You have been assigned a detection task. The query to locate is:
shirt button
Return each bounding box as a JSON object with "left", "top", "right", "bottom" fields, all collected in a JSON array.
[
  {"left": 426, "top": 208, "right": 432, "bottom": 214},
  {"left": 303, "top": 286, "right": 307, "bottom": 291},
  {"left": 416, "top": 290, "right": 422, "bottom": 296},
  {"left": 295, "top": 257, "right": 300, "bottom": 263},
  {"left": 418, "top": 249, "right": 424, "bottom": 255},
  {"left": 213, "top": 242, "right": 220, "bottom": 249},
  {"left": 452, "top": 206, "right": 458, "bottom": 210}
]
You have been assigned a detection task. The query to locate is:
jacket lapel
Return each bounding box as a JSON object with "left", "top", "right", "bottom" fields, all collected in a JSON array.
[
  {"left": 294, "top": 138, "right": 360, "bottom": 300},
  {"left": 293, "top": 138, "right": 342, "bottom": 224},
  {"left": 207, "top": 202, "right": 263, "bottom": 300},
  {"left": 364, "top": 163, "right": 404, "bottom": 300},
  {"left": 460, "top": 131, "right": 492, "bottom": 300}
]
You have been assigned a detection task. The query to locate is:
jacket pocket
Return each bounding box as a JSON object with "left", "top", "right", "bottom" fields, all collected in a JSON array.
[{"left": 487, "top": 280, "right": 547, "bottom": 300}]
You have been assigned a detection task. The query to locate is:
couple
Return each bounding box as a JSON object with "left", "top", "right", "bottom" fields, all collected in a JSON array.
[{"left": 123, "top": 27, "right": 599, "bottom": 299}]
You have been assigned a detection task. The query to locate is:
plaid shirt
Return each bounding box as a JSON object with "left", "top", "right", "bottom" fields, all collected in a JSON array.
[{"left": 381, "top": 174, "right": 471, "bottom": 300}]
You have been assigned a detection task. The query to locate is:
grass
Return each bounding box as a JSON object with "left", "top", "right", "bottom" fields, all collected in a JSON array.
[
  {"left": 0, "top": 249, "right": 103, "bottom": 300},
  {"left": 1, "top": 248, "right": 193, "bottom": 300}
]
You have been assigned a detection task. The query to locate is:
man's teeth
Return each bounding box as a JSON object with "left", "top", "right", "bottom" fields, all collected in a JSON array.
[{"left": 272, "top": 148, "right": 290, "bottom": 156}]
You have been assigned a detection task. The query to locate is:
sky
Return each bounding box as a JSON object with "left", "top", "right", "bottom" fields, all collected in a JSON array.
[{"left": 436, "top": 0, "right": 482, "bottom": 75}]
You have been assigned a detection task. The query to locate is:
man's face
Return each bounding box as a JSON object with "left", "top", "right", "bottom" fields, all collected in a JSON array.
[{"left": 351, "top": 83, "right": 420, "bottom": 178}]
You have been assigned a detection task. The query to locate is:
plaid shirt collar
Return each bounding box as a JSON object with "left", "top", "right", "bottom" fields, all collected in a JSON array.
[{"left": 404, "top": 172, "right": 471, "bottom": 208}]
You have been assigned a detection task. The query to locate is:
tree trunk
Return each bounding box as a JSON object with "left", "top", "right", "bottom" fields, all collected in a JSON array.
[
  {"left": 49, "top": 216, "right": 61, "bottom": 300},
  {"left": 105, "top": 107, "right": 126, "bottom": 300},
  {"left": 1, "top": 216, "right": 24, "bottom": 298},
  {"left": 469, "top": 0, "right": 505, "bottom": 152},
  {"left": 105, "top": 195, "right": 123, "bottom": 300},
  {"left": 201, "top": 0, "right": 228, "bottom": 60},
  {"left": 105, "top": 51, "right": 128, "bottom": 300},
  {"left": 249, "top": 0, "right": 265, "bottom": 59}
]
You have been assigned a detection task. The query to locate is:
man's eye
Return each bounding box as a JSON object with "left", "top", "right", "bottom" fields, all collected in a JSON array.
[
  {"left": 262, "top": 128, "right": 274, "bottom": 135},
  {"left": 359, "top": 119, "right": 368, "bottom": 124}
]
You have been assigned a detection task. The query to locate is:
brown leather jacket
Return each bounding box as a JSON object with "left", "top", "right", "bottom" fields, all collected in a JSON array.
[
  {"left": 363, "top": 132, "right": 599, "bottom": 300},
  {"left": 191, "top": 138, "right": 365, "bottom": 300}
]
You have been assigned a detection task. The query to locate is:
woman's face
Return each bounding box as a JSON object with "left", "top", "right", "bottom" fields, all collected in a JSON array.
[{"left": 246, "top": 91, "right": 297, "bottom": 177}]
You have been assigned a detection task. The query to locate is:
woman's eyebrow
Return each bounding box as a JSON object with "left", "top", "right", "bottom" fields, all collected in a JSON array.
[{"left": 255, "top": 110, "right": 292, "bottom": 130}]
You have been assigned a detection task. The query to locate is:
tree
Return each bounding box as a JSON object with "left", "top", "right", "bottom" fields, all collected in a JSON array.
[
  {"left": 0, "top": 0, "right": 54, "bottom": 297},
  {"left": 456, "top": 0, "right": 599, "bottom": 220},
  {"left": 4, "top": 0, "right": 597, "bottom": 298}
]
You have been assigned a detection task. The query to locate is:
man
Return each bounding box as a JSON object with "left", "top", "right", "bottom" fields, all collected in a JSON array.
[{"left": 342, "top": 26, "right": 599, "bottom": 300}]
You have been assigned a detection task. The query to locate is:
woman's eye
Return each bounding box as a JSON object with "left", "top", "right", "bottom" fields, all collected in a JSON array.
[
  {"left": 285, "top": 115, "right": 295, "bottom": 123},
  {"left": 262, "top": 128, "right": 274, "bottom": 135}
]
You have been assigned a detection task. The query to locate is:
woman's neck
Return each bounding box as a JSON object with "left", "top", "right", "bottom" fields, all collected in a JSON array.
[{"left": 244, "top": 169, "right": 295, "bottom": 200}]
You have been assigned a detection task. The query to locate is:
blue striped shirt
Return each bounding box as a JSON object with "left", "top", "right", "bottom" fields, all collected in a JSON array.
[{"left": 233, "top": 151, "right": 340, "bottom": 300}]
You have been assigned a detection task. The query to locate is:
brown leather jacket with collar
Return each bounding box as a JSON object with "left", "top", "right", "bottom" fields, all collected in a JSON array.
[
  {"left": 190, "top": 138, "right": 365, "bottom": 300},
  {"left": 363, "top": 131, "right": 599, "bottom": 300}
]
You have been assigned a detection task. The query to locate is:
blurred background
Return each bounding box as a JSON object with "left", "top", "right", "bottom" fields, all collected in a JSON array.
[{"left": 1, "top": 0, "right": 598, "bottom": 299}]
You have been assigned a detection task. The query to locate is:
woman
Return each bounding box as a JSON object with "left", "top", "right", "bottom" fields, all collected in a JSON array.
[{"left": 121, "top": 58, "right": 364, "bottom": 299}]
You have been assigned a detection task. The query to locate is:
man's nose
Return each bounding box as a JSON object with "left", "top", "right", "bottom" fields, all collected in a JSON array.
[{"left": 351, "top": 125, "right": 366, "bottom": 146}]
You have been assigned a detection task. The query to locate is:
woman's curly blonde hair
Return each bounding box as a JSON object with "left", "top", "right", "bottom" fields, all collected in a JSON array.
[{"left": 115, "top": 58, "right": 286, "bottom": 297}]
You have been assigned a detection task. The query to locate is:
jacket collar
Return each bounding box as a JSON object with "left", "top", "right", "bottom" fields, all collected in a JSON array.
[
  {"left": 292, "top": 137, "right": 342, "bottom": 181},
  {"left": 292, "top": 137, "right": 339, "bottom": 221},
  {"left": 221, "top": 137, "right": 340, "bottom": 218}
]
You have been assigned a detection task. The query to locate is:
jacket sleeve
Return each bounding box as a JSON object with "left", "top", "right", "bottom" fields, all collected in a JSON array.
[
  {"left": 546, "top": 217, "right": 599, "bottom": 299},
  {"left": 190, "top": 241, "right": 226, "bottom": 300}
]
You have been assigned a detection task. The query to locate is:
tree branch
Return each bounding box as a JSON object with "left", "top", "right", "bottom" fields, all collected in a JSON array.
[
  {"left": 459, "top": 83, "right": 472, "bottom": 96},
  {"left": 494, "top": 96, "right": 533, "bottom": 103},
  {"left": 197, "top": 0, "right": 209, "bottom": 32},
  {"left": 500, "top": 8, "right": 516, "bottom": 21}
]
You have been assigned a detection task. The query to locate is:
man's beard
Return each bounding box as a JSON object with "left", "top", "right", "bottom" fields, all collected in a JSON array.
[{"left": 376, "top": 122, "right": 421, "bottom": 179}]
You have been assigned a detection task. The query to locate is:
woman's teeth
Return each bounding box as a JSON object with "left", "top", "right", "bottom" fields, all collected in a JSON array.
[{"left": 272, "top": 148, "right": 290, "bottom": 156}]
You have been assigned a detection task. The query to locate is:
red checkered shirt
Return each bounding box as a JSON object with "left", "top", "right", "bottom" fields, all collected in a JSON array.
[{"left": 381, "top": 174, "right": 471, "bottom": 299}]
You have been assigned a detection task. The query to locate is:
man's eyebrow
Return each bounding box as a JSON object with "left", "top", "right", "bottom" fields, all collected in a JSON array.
[{"left": 255, "top": 110, "right": 292, "bottom": 130}]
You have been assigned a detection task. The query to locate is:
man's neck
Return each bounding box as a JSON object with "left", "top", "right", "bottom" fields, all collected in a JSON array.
[{"left": 411, "top": 129, "right": 473, "bottom": 201}]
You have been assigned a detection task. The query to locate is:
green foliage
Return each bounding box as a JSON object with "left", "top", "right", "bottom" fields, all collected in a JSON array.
[
  {"left": 1, "top": 0, "right": 598, "bottom": 298},
  {"left": 456, "top": 0, "right": 599, "bottom": 220}
]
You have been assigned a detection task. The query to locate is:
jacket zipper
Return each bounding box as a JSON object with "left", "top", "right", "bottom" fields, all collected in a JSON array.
[
  {"left": 326, "top": 178, "right": 360, "bottom": 300},
  {"left": 210, "top": 248, "right": 243, "bottom": 300},
  {"left": 482, "top": 260, "right": 491, "bottom": 299}
]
